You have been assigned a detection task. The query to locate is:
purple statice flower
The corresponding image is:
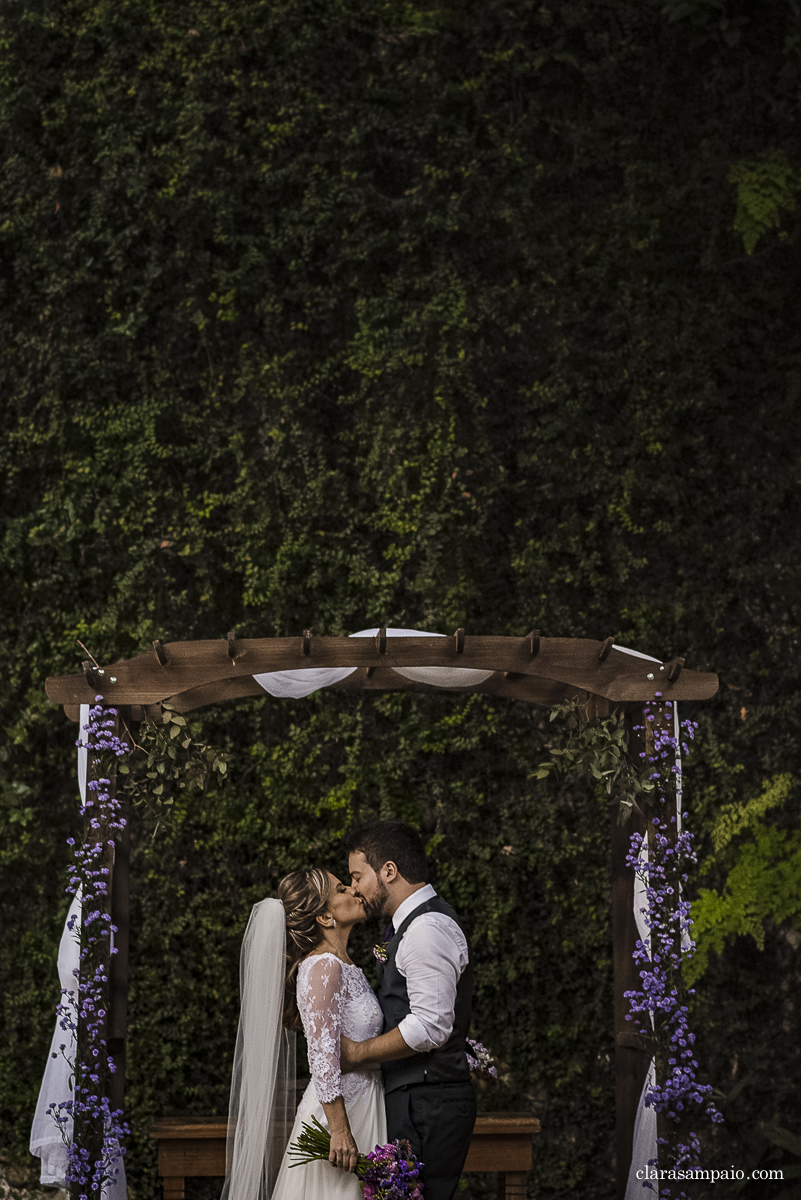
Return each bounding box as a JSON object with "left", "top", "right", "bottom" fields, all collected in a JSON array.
[
  {"left": 466, "top": 1037, "right": 499, "bottom": 1079},
  {"left": 361, "top": 1138, "right": 424, "bottom": 1199},
  {"left": 623, "top": 706, "right": 721, "bottom": 1197},
  {"left": 52, "top": 702, "right": 130, "bottom": 1195}
]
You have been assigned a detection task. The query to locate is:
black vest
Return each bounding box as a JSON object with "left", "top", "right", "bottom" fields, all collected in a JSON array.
[{"left": 376, "top": 894, "right": 473, "bottom": 1093}]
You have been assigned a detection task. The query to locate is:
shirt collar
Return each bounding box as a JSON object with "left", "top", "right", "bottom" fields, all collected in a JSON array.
[{"left": 391, "top": 883, "right": 437, "bottom": 933}]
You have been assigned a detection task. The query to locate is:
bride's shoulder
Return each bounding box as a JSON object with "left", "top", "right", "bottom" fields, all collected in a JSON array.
[
  {"left": 297, "top": 950, "right": 346, "bottom": 975},
  {"left": 297, "top": 952, "right": 366, "bottom": 983}
]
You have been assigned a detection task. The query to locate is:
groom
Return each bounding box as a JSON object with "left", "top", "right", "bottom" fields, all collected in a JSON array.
[{"left": 341, "top": 820, "right": 476, "bottom": 1200}]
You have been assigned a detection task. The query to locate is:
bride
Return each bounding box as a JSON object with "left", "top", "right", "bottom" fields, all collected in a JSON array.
[{"left": 222, "top": 867, "right": 387, "bottom": 1200}]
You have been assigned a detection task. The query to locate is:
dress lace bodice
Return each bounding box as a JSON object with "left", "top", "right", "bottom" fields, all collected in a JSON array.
[{"left": 296, "top": 952, "right": 383, "bottom": 1105}]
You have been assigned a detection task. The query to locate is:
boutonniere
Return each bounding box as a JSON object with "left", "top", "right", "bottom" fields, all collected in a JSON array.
[{"left": 373, "top": 922, "right": 394, "bottom": 963}]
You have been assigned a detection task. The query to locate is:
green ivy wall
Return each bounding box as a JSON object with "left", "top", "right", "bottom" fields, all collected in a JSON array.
[{"left": 2, "top": 2, "right": 800, "bottom": 1196}]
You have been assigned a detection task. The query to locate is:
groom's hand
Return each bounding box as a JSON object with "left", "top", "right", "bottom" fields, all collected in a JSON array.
[
  {"left": 340, "top": 1027, "right": 416, "bottom": 1068},
  {"left": 339, "top": 1034, "right": 362, "bottom": 1073}
]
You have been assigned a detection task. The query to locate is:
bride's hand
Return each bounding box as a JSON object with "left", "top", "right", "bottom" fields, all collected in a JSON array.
[
  {"left": 328, "top": 1125, "right": 359, "bottom": 1173},
  {"left": 339, "top": 1034, "right": 360, "bottom": 1073},
  {"left": 322, "top": 1097, "right": 360, "bottom": 1173}
]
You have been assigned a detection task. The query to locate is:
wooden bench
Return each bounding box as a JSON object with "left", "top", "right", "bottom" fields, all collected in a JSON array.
[{"left": 150, "top": 1112, "right": 539, "bottom": 1199}]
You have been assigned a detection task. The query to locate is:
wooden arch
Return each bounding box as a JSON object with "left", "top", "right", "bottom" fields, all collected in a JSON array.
[
  {"left": 47, "top": 630, "right": 717, "bottom": 715},
  {"left": 45, "top": 632, "right": 718, "bottom": 1199}
]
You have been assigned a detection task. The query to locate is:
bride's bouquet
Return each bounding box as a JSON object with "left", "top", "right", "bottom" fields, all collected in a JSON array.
[{"left": 288, "top": 1116, "right": 424, "bottom": 1198}]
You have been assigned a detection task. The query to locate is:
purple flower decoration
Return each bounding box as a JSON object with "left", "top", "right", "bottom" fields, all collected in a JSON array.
[
  {"left": 52, "top": 702, "right": 129, "bottom": 1194},
  {"left": 623, "top": 706, "right": 721, "bottom": 1197},
  {"left": 466, "top": 1036, "right": 499, "bottom": 1079}
]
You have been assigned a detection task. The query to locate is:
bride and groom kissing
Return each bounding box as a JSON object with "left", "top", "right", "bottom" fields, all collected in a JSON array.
[{"left": 223, "top": 820, "right": 476, "bottom": 1200}]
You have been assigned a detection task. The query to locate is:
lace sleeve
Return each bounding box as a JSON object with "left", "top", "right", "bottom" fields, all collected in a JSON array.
[{"left": 299, "top": 955, "right": 345, "bottom": 1104}]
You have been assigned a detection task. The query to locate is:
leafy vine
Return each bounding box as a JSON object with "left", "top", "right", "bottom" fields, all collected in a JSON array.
[
  {"left": 116, "top": 701, "right": 229, "bottom": 835},
  {"left": 535, "top": 700, "right": 655, "bottom": 823}
]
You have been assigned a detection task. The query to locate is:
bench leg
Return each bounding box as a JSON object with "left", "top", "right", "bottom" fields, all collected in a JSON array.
[
  {"left": 163, "top": 1178, "right": 185, "bottom": 1200},
  {"left": 503, "top": 1171, "right": 527, "bottom": 1198}
]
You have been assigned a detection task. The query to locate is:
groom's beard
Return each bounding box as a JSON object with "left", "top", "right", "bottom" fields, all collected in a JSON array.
[{"left": 360, "top": 878, "right": 389, "bottom": 921}]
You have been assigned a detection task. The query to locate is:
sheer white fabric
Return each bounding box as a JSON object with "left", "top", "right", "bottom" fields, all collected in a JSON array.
[
  {"left": 222, "top": 900, "right": 297, "bottom": 1200},
  {"left": 29, "top": 889, "right": 81, "bottom": 1185},
  {"left": 252, "top": 629, "right": 493, "bottom": 698},
  {"left": 298, "top": 956, "right": 344, "bottom": 1104},
  {"left": 626, "top": 1059, "right": 659, "bottom": 1198}
]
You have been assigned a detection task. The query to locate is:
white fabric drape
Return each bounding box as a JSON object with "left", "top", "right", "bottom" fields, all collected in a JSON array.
[
  {"left": 627, "top": 1059, "right": 659, "bottom": 1197},
  {"left": 614, "top": 648, "right": 663, "bottom": 1199},
  {"left": 253, "top": 628, "right": 493, "bottom": 698},
  {"left": 614, "top": 646, "right": 684, "bottom": 1200},
  {"left": 30, "top": 704, "right": 127, "bottom": 1198},
  {"left": 29, "top": 890, "right": 83, "bottom": 1186}
]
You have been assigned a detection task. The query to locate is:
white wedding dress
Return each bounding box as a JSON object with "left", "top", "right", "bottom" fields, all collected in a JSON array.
[{"left": 272, "top": 952, "right": 387, "bottom": 1200}]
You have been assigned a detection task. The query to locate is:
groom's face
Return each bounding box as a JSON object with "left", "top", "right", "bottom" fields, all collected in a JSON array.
[{"left": 348, "top": 850, "right": 389, "bottom": 921}]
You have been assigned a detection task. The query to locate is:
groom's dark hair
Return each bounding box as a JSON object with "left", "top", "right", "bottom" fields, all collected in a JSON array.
[{"left": 348, "top": 820, "right": 428, "bottom": 884}]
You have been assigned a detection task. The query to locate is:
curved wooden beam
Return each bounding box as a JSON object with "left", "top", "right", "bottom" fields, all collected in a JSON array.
[{"left": 46, "top": 635, "right": 718, "bottom": 714}]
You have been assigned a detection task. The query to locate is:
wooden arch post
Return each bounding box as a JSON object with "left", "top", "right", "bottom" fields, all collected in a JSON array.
[{"left": 47, "top": 634, "right": 717, "bottom": 1198}]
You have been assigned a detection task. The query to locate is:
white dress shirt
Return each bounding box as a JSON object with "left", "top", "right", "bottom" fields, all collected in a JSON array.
[{"left": 390, "top": 884, "right": 470, "bottom": 1054}]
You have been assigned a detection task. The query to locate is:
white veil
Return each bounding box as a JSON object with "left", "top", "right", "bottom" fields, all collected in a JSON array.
[{"left": 221, "top": 899, "right": 297, "bottom": 1200}]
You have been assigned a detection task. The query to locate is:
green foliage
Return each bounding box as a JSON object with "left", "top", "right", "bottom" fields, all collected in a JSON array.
[
  {"left": 1, "top": 0, "right": 801, "bottom": 1196},
  {"left": 758, "top": 1116, "right": 801, "bottom": 1189},
  {"left": 729, "top": 153, "right": 801, "bottom": 255},
  {"left": 112, "top": 704, "right": 230, "bottom": 835},
  {"left": 704, "top": 773, "right": 793, "bottom": 861},
  {"left": 534, "top": 702, "right": 655, "bottom": 823},
  {"left": 688, "top": 775, "right": 801, "bottom": 982},
  {"left": 709, "top": 1072, "right": 801, "bottom": 1197}
]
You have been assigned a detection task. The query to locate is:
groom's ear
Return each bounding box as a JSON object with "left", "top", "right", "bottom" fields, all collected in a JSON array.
[{"left": 382, "top": 860, "right": 399, "bottom": 883}]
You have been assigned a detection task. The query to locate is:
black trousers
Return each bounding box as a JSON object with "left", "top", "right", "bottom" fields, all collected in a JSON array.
[{"left": 385, "top": 1080, "right": 477, "bottom": 1200}]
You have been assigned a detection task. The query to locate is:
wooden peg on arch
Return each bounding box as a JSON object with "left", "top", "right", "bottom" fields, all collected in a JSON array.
[
  {"left": 227, "top": 631, "right": 237, "bottom": 662},
  {"left": 527, "top": 629, "right": 541, "bottom": 656},
  {"left": 598, "top": 637, "right": 615, "bottom": 663},
  {"left": 82, "top": 661, "right": 101, "bottom": 690},
  {"left": 301, "top": 629, "right": 312, "bottom": 656},
  {"left": 453, "top": 627, "right": 465, "bottom": 654},
  {"left": 375, "top": 627, "right": 387, "bottom": 655},
  {"left": 667, "top": 657, "right": 685, "bottom": 683},
  {"left": 153, "top": 640, "right": 167, "bottom": 667}
]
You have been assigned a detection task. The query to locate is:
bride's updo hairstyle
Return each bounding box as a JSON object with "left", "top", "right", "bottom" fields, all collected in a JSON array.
[{"left": 277, "top": 866, "right": 331, "bottom": 1030}]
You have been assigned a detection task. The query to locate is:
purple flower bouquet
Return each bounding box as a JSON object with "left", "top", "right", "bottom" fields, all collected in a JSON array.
[{"left": 288, "top": 1116, "right": 424, "bottom": 1198}]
